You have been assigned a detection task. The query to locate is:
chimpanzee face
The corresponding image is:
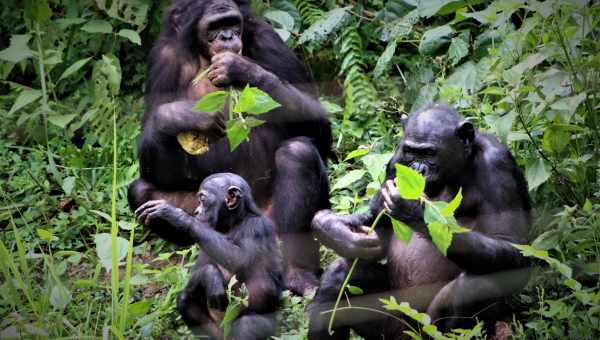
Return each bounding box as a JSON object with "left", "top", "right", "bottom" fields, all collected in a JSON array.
[
  {"left": 194, "top": 173, "right": 245, "bottom": 229},
  {"left": 197, "top": 0, "right": 243, "bottom": 57},
  {"left": 400, "top": 107, "right": 474, "bottom": 191}
]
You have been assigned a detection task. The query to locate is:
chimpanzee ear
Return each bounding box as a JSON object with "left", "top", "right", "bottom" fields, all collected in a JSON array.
[
  {"left": 456, "top": 121, "right": 475, "bottom": 143},
  {"left": 225, "top": 186, "right": 242, "bottom": 210}
]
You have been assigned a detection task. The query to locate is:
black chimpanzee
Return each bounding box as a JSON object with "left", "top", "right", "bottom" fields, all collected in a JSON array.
[
  {"left": 135, "top": 173, "right": 283, "bottom": 339},
  {"left": 127, "top": 0, "right": 331, "bottom": 294},
  {"left": 309, "top": 104, "right": 531, "bottom": 338}
]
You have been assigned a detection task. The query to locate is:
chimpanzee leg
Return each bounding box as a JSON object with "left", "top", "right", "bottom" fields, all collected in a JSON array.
[
  {"left": 426, "top": 268, "right": 531, "bottom": 334},
  {"left": 176, "top": 259, "right": 226, "bottom": 339},
  {"left": 128, "top": 178, "right": 198, "bottom": 246},
  {"left": 272, "top": 137, "right": 330, "bottom": 295},
  {"left": 308, "top": 259, "right": 390, "bottom": 340},
  {"left": 229, "top": 313, "right": 277, "bottom": 340}
]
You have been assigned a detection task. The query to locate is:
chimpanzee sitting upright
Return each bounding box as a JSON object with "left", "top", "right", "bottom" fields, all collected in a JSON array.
[
  {"left": 135, "top": 173, "right": 283, "bottom": 339},
  {"left": 127, "top": 0, "right": 331, "bottom": 294},
  {"left": 309, "top": 104, "right": 531, "bottom": 338}
]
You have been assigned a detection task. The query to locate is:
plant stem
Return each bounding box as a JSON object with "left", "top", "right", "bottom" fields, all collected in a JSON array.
[
  {"left": 110, "top": 101, "right": 120, "bottom": 327},
  {"left": 34, "top": 22, "right": 49, "bottom": 149},
  {"left": 327, "top": 209, "right": 386, "bottom": 335}
]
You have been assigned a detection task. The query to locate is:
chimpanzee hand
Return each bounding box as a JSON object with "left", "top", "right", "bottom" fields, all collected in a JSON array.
[
  {"left": 381, "top": 180, "right": 426, "bottom": 233},
  {"left": 134, "top": 199, "right": 180, "bottom": 226},
  {"left": 208, "top": 51, "right": 261, "bottom": 87},
  {"left": 312, "top": 210, "right": 384, "bottom": 260}
]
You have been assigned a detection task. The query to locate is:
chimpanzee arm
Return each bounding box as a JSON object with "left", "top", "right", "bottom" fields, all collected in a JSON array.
[
  {"left": 446, "top": 208, "right": 530, "bottom": 275},
  {"left": 151, "top": 100, "right": 225, "bottom": 140}
]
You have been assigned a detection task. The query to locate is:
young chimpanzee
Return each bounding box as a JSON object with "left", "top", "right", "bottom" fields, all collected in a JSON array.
[
  {"left": 135, "top": 173, "right": 283, "bottom": 339},
  {"left": 309, "top": 104, "right": 532, "bottom": 339}
]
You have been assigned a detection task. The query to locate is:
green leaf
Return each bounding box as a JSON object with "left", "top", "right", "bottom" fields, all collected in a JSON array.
[
  {"left": 24, "top": 0, "right": 51, "bottom": 23},
  {"left": 245, "top": 87, "right": 281, "bottom": 114},
  {"left": 117, "top": 29, "right": 141, "bottom": 45},
  {"left": 525, "top": 159, "right": 550, "bottom": 191},
  {"left": 394, "top": 163, "right": 425, "bottom": 200},
  {"left": 37, "top": 228, "right": 57, "bottom": 242},
  {"left": 331, "top": 170, "right": 366, "bottom": 192},
  {"left": 193, "top": 91, "right": 228, "bottom": 113},
  {"left": 320, "top": 100, "right": 343, "bottom": 114},
  {"left": 373, "top": 40, "right": 397, "bottom": 78},
  {"left": 58, "top": 57, "right": 92, "bottom": 82},
  {"left": 62, "top": 176, "right": 76, "bottom": 196},
  {"left": 8, "top": 89, "right": 41, "bottom": 115},
  {"left": 53, "top": 18, "right": 86, "bottom": 30},
  {"left": 418, "top": 24, "right": 454, "bottom": 55},
  {"left": 347, "top": 285, "right": 364, "bottom": 295},
  {"left": 391, "top": 218, "right": 413, "bottom": 243},
  {"left": 344, "top": 148, "right": 369, "bottom": 161},
  {"left": 448, "top": 36, "right": 469, "bottom": 66},
  {"left": 417, "top": 0, "right": 464, "bottom": 18},
  {"left": 298, "top": 7, "right": 350, "bottom": 44},
  {"left": 441, "top": 188, "right": 462, "bottom": 216},
  {"left": 226, "top": 119, "right": 251, "bottom": 151},
  {"left": 0, "top": 35, "right": 34, "bottom": 63},
  {"left": 222, "top": 300, "right": 242, "bottom": 339},
  {"left": 128, "top": 300, "right": 152, "bottom": 318},
  {"left": 234, "top": 86, "right": 257, "bottom": 113},
  {"left": 264, "top": 10, "right": 295, "bottom": 31},
  {"left": 94, "top": 233, "right": 129, "bottom": 270},
  {"left": 48, "top": 114, "right": 77, "bottom": 128},
  {"left": 101, "top": 54, "right": 122, "bottom": 95},
  {"left": 427, "top": 222, "right": 453, "bottom": 256},
  {"left": 361, "top": 153, "right": 393, "bottom": 182},
  {"left": 583, "top": 199, "right": 593, "bottom": 213},
  {"left": 81, "top": 20, "right": 113, "bottom": 34},
  {"left": 542, "top": 125, "right": 571, "bottom": 154},
  {"left": 50, "top": 285, "right": 72, "bottom": 310},
  {"left": 424, "top": 202, "right": 448, "bottom": 225}
]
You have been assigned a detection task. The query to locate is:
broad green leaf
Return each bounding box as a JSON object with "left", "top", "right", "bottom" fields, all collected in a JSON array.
[
  {"left": 50, "top": 285, "right": 72, "bottom": 310},
  {"left": 391, "top": 218, "right": 413, "bottom": 243},
  {"left": 542, "top": 126, "right": 571, "bottom": 154},
  {"left": 0, "top": 35, "right": 34, "bottom": 63},
  {"left": 234, "top": 86, "right": 257, "bottom": 113},
  {"left": 394, "top": 164, "right": 425, "bottom": 200},
  {"left": 441, "top": 188, "right": 463, "bottom": 216},
  {"left": 117, "top": 29, "right": 141, "bottom": 45},
  {"left": 48, "top": 114, "right": 76, "bottom": 128},
  {"left": 550, "top": 93, "right": 587, "bottom": 121},
  {"left": 8, "top": 89, "right": 41, "bottom": 115},
  {"left": 448, "top": 36, "right": 469, "bottom": 66},
  {"left": 525, "top": 159, "right": 550, "bottom": 191},
  {"left": 128, "top": 300, "right": 152, "bottom": 318},
  {"left": 424, "top": 202, "right": 448, "bottom": 225},
  {"left": 417, "top": 0, "right": 464, "bottom": 18},
  {"left": 446, "top": 61, "right": 479, "bottom": 94},
  {"left": 94, "top": 233, "right": 129, "bottom": 270},
  {"left": 274, "top": 29, "right": 291, "bottom": 42},
  {"left": 62, "top": 176, "right": 76, "bottom": 195},
  {"left": 298, "top": 7, "right": 350, "bottom": 44},
  {"left": 37, "top": 228, "right": 57, "bottom": 242},
  {"left": 264, "top": 10, "right": 295, "bottom": 31},
  {"left": 344, "top": 148, "right": 369, "bottom": 161},
  {"left": 245, "top": 87, "right": 281, "bottom": 114},
  {"left": 583, "top": 199, "right": 593, "bottom": 213},
  {"left": 504, "top": 53, "right": 547, "bottom": 83},
  {"left": 81, "top": 20, "right": 113, "bottom": 34},
  {"left": 347, "top": 285, "right": 364, "bottom": 295},
  {"left": 331, "top": 170, "right": 366, "bottom": 192},
  {"left": 427, "top": 222, "right": 453, "bottom": 256},
  {"left": 226, "top": 119, "right": 251, "bottom": 151},
  {"left": 24, "top": 0, "right": 51, "bottom": 23},
  {"left": 381, "top": 297, "right": 431, "bottom": 325},
  {"left": 320, "top": 100, "right": 343, "bottom": 114},
  {"left": 58, "top": 57, "right": 92, "bottom": 82},
  {"left": 361, "top": 153, "right": 393, "bottom": 182},
  {"left": 193, "top": 91, "right": 228, "bottom": 112},
  {"left": 243, "top": 117, "right": 265, "bottom": 128},
  {"left": 53, "top": 18, "right": 86, "bottom": 30},
  {"left": 418, "top": 24, "right": 454, "bottom": 55},
  {"left": 222, "top": 300, "right": 242, "bottom": 339},
  {"left": 100, "top": 54, "right": 122, "bottom": 95},
  {"left": 373, "top": 40, "right": 397, "bottom": 78}
]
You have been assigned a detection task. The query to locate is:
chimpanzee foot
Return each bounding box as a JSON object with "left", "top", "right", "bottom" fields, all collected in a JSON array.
[{"left": 286, "top": 265, "right": 319, "bottom": 296}]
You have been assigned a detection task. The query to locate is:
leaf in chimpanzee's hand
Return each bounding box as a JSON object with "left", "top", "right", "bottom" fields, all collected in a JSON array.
[
  {"left": 244, "top": 87, "right": 281, "bottom": 114},
  {"left": 394, "top": 163, "right": 425, "bottom": 200},
  {"left": 427, "top": 222, "right": 452, "bottom": 256},
  {"left": 391, "top": 217, "right": 413, "bottom": 243},
  {"left": 441, "top": 188, "right": 462, "bottom": 217},
  {"left": 194, "top": 91, "right": 228, "bottom": 113},
  {"left": 226, "top": 119, "right": 251, "bottom": 151},
  {"left": 234, "top": 85, "right": 257, "bottom": 113}
]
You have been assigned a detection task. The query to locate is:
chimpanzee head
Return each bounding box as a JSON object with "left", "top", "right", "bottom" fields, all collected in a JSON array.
[
  {"left": 167, "top": 0, "right": 244, "bottom": 57},
  {"left": 400, "top": 104, "right": 475, "bottom": 193},
  {"left": 194, "top": 172, "right": 259, "bottom": 231}
]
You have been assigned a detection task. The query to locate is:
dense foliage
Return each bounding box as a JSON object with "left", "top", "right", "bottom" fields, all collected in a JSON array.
[{"left": 0, "top": 0, "right": 599, "bottom": 338}]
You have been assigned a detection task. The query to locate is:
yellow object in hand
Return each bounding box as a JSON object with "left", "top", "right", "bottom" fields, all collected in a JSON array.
[{"left": 177, "top": 131, "right": 210, "bottom": 155}]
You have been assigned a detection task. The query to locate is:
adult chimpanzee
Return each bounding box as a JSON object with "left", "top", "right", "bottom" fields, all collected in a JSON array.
[
  {"left": 127, "top": 0, "right": 331, "bottom": 294},
  {"left": 309, "top": 104, "right": 531, "bottom": 338},
  {"left": 135, "top": 173, "right": 283, "bottom": 339}
]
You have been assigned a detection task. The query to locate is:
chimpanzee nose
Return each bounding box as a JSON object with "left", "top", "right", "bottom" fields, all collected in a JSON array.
[
  {"left": 410, "top": 162, "right": 428, "bottom": 175},
  {"left": 219, "top": 30, "right": 233, "bottom": 41}
]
